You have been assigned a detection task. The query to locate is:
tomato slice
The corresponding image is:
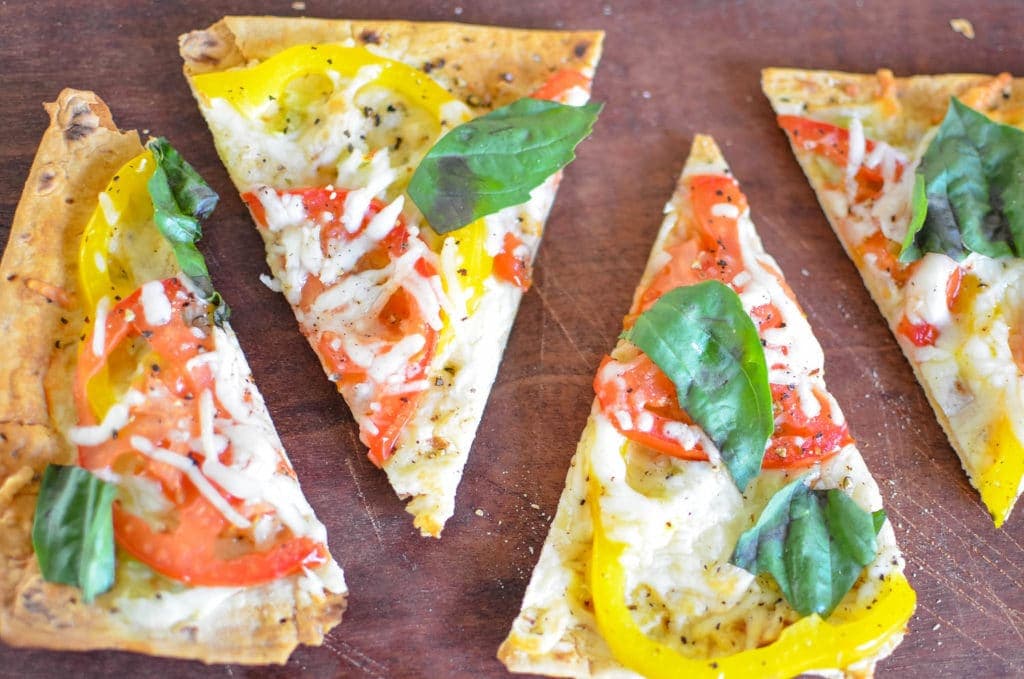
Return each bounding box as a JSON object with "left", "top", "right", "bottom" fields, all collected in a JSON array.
[
  {"left": 777, "top": 115, "right": 907, "bottom": 203},
  {"left": 75, "top": 279, "right": 323, "bottom": 586},
  {"left": 531, "top": 68, "right": 591, "bottom": 102},
  {"left": 243, "top": 188, "right": 440, "bottom": 466},
  {"left": 594, "top": 354, "right": 707, "bottom": 460},
  {"left": 492, "top": 231, "right": 532, "bottom": 290},
  {"left": 764, "top": 384, "right": 852, "bottom": 468},
  {"left": 597, "top": 174, "right": 852, "bottom": 468}
]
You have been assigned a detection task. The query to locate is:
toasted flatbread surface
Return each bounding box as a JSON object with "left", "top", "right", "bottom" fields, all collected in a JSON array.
[
  {"left": 0, "top": 89, "right": 346, "bottom": 664},
  {"left": 763, "top": 68, "right": 1024, "bottom": 526},
  {"left": 499, "top": 136, "right": 909, "bottom": 677},
  {"left": 179, "top": 17, "right": 604, "bottom": 536}
]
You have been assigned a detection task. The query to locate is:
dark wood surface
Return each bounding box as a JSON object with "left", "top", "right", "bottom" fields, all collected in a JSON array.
[{"left": 1, "top": 1, "right": 1022, "bottom": 677}]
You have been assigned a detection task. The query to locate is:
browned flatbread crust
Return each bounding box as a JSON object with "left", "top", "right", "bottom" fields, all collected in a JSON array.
[
  {"left": 0, "top": 89, "right": 346, "bottom": 664},
  {"left": 180, "top": 16, "right": 603, "bottom": 111}
]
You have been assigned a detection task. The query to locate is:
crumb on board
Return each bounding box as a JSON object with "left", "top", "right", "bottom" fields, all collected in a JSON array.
[
  {"left": 291, "top": 1, "right": 306, "bottom": 10},
  {"left": 950, "top": 18, "right": 975, "bottom": 39},
  {"left": 474, "top": 508, "right": 485, "bottom": 517}
]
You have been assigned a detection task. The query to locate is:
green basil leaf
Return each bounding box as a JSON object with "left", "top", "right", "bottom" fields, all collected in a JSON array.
[
  {"left": 872, "top": 507, "right": 887, "bottom": 534},
  {"left": 620, "top": 281, "right": 773, "bottom": 490},
  {"left": 901, "top": 98, "right": 1024, "bottom": 262},
  {"left": 32, "top": 464, "right": 117, "bottom": 603},
  {"left": 146, "top": 137, "right": 229, "bottom": 323},
  {"left": 147, "top": 137, "right": 219, "bottom": 220},
  {"left": 408, "top": 98, "right": 602, "bottom": 233},
  {"left": 899, "top": 173, "right": 928, "bottom": 261},
  {"left": 731, "top": 476, "right": 884, "bottom": 617}
]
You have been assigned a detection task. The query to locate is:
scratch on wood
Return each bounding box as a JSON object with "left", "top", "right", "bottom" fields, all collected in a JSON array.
[
  {"left": 531, "top": 282, "right": 592, "bottom": 369},
  {"left": 908, "top": 530, "right": 1024, "bottom": 647},
  {"left": 918, "top": 602, "right": 1022, "bottom": 671},
  {"left": 904, "top": 484, "right": 1024, "bottom": 591},
  {"left": 322, "top": 638, "right": 389, "bottom": 678},
  {"left": 343, "top": 455, "right": 384, "bottom": 548},
  {"left": 493, "top": 373, "right": 591, "bottom": 396}
]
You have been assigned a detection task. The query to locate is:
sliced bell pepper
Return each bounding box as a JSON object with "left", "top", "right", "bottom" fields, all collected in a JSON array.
[
  {"left": 193, "top": 43, "right": 499, "bottom": 341},
  {"left": 191, "top": 44, "right": 456, "bottom": 121},
  {"left": 977, "top": 415, "right": 1024, "bottom": 528},
  {"left": 77, "top": 150, "right": 161, "bottom": 419},
  {"left": 587, "top": 470, "right": 916, "bottom": 678},
  {"left": 78, "top": 150, "right": 156, "bottom": 311}
]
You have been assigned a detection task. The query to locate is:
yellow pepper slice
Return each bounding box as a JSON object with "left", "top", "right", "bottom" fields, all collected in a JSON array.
[
  {"left": 78, "top": 151, "right": 159, "bottom": 418},
  {"left": 190, "top": 43, "right": 458, "bottom": 125},
  {"left": 588, "top": 474, "right": 916, "bottom": 678},
  {"left": 78, "top": 151, "right": 157, "bottom": 311},
  {"left": 192, "top": 42, "right": 497, "bottom": 348},
  {"left": 977, "top": 415, "right": 1024, "bottom": 527}
]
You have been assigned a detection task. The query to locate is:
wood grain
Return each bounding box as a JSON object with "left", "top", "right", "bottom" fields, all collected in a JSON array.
[{"left": 1, "top": 1, "right": 1021, "bottom": 677}]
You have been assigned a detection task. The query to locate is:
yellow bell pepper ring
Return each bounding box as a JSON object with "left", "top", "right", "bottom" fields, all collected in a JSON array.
[
  {"left": 588, "top": 487, "right": 916, "bottom": 678},
  {"left": 192, "top": 42, "right": 494, "bottom": 335},
  {"left": 77, "top": 150, "right": 158, "bottom": 419},
  {"left": 78, "top": 150, "right": 156, "bottom": 312},
  {"left": 977, "top": 415, "right": 1024, "bottom": 527},
  {"left": 190, "top": 43, "right": 458, "bottom": 123}
]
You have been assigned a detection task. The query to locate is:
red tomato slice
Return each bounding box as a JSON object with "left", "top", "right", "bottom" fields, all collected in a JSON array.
[
  {"left": 763, "top": 384, "right": 853, "bottom": 468},
  {"left": 75, "top": 279, "right": 323, "bottom": 586},
  {"left": 597, "top": 174, "right": 852, "bottom": 468},
  {"left": 895, "top": 265, "right": 961, "bottom": 348},
  {"left": 594, "top": 355, "right": 707, "bottom": 460},
  {"left": 243, "top": 188, "right": 439, "bottom": 467},
  {"left": 777, "top": 115, "right": 903, "bottom": 202},
  {"left": 532, "top": 69, "right": 591, "bottom": 102},
  {"left": 493, "top": 231, "right": 531, "bottom": 290}
]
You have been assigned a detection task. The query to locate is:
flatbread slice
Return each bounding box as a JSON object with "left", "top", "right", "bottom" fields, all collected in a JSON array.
[
  {"left": 499, "top": 135, "right": 913, "bottom": 677},
  {"left": 763, "top": 68, "right": 1024, "bottom": 526},
  {"left": 0, "top": 89, "right": 346, "bottom": 664},
  {"left": 178, "top": 17, "right": 603, "bottom": 537}
]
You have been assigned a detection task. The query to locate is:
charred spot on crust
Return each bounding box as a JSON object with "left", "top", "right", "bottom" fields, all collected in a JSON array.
[
  {"left": 574, "top": 41, "right": 590, "bottom": 58},
  {"left": 62, "top": 99, "right": 100, "bottom": 141},
  {"left": 36, "top": 169, "right": 57, "bottom": 194},
  {"left": 359, "top": 29, "right": 381, "bottom": 45},
  {"left": 180, "top": 30, "right": 228, "bottom": 65},
  {"left": 422, "top": 57, "right": 446, "bottom": 74}
]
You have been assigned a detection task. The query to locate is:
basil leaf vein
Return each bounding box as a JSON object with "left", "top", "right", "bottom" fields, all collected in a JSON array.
[
  {"left": 901, "top": 97, "right": 1024, "bottom": 262},
  {"left": 408, "top": 98, "right": 602, "bottom": 234},
  {"left": 146, "top": 137, "right": 229, "bottom": 323},
  {"left": 620, "top": 280, "right": 773, "bottom": 490},
  {"left": 32, "top": 464, "right": 118, "bottom": 603},
  {"left": 731, "top": 476, "right": 885, "bottom": 617}
]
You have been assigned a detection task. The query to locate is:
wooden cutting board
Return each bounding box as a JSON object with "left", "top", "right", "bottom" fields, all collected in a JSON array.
[{"left": 1, "top": 1, "right": 1021, "bottom": 677}]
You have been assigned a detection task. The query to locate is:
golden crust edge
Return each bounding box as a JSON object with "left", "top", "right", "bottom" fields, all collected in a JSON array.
[
  {"left": 0, "top": 89, "right": 347, "bottom": 664},
  {"left": 761, "top": 67, "right": 1023, "bottom": 525},
  {"left": 179, "top": 16, "right": 603, "bottom": 109},
  {"left": 762, "top": 67, "right": 1022, "bottom": 128}
]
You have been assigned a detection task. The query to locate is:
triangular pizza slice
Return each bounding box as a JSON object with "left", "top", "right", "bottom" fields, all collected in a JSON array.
[
  {"left": 499, "top": 136, "right": 914, "bottom": 677},
  {"left": 0, "top": 90, "right": 345, "bottom": 664},
  {"left": 179, "top": 17, "right": 604, "bottom": 536},
  {"left": 763, "top": 68, "right": 1024, "bottom": 526}
]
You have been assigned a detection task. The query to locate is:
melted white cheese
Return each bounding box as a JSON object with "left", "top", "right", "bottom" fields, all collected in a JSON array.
[
  {"left": 92, "top": 296, "right": 110, "bottom": 357},
  {"left": 140, "top": 280, "right": 173, "bottom": 326},
  {"left": 68, "top": 389, "right": 145, "bottom": 446}
]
